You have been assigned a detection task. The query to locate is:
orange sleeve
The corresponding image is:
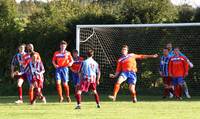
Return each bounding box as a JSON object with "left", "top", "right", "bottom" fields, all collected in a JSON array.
[
  {"left": 68, "top": 52, "right": 73, "bottom": 63},
  {"left": 116, "top": 60, "right": 121, "bottom": 73},
  {"left": 134, "top": 54, "right": 145, "bottom": 59}
]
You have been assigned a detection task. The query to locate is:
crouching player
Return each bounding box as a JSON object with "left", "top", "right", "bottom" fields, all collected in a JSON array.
[
  {"left": 75, "top": 49, "right": 101, "bottom": 109},
  {"left": 168, "top": 47, "right": 189, "bottom": 100},
  {"left": 159, "top": 48, "right": 174, "bottom": 99},
  {"left": 25, "top": 53, "right": 46, "bottom": 104},
  {"left": 109, "top": 45, "right": 158, "bottom": 102},
  {"left": 70, "top": 50, "right": 84, "bottom": 93}
]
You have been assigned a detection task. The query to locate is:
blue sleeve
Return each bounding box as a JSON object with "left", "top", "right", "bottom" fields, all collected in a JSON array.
[{"left": 159, "top": 57, "right": 163, "bottom": 72}]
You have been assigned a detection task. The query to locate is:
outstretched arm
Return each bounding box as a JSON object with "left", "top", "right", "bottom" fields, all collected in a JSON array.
[{"left": 134, "top": 54, "right": 158, "bottom": 59}]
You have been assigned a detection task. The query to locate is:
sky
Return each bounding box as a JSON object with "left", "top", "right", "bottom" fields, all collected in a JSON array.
[{"left": 15, "top": 0, "right": 200, "bottom": 8}]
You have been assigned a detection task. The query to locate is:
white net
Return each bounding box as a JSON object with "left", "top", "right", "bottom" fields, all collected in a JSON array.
[{"left": 77, "top": 24, "right": 200, "bottom": 95}]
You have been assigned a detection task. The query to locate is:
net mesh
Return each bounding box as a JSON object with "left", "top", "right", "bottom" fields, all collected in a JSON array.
[{"left": 78, "top": 25, "right": 200, "bottom": 95}]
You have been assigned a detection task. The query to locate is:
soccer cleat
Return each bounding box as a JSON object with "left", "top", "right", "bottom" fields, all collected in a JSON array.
[
  {"left": 59, "top": 97, "right": 64, "bottom": 103},
  {"left": 176, "top": 97, "right": 183, "bottom": 100},
  {"left": 66, "top": 96, "right": 71, "bottom": 103},
  {"left": 15, "top": 100, "right": 23, "bottom": 104},
  {"left": 97, "top": 104, "right": 101, "bottom": 108},
  {"left": 186, "top": 94, "right": 191, "bottom": 99},
  {"left": 133, "top": 97, "right": 137, "bottom": 103},
  {"left": 42, "top": 97, "right": 47, "bottom": 104},
  {"left": 108, "top": 95, "right": 116, "bottom": 101},
  {"left": 75, "top": 105, "right": 81, "bottom": 109},
  {"left": 169, "top": 93, "right": 174, "bottom": 99}
]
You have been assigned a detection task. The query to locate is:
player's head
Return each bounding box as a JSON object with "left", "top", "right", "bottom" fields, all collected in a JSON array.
[
  {"left": 27, "top": 43, "right": 34, "bottom": 53},
  {"left": 72, "top": 49, "right": 79, "bottom": 58},
  {"left": 87, "top": 49, "right": 94, "bottom": 57},
  {"left": 60, "top": 40, "right": 67, "bottom": 51},
  {"left": 18, "top": 44, "right": 26, "bottom": 53},
  {"left": 166, "top": 43, "right": 172, "bottom": 51},
  {"left": 173, "top": 47, "right": 180, "bottom": 56},
  {"left": 121, "top": 45, "right": 128, "bottom": 55},
  {"left": 163, "top": 48, "right": 169, "bottom": 56}
]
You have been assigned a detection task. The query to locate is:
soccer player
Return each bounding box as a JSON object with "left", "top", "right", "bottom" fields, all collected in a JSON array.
[
  {"left": 11, "top": 44, "right": 27, "bottom": 104},
  {"left": 25, "top": 53, "right": 46, "bottom": 104},
  {"left": 166, "top": 43, "right": 192, "bottom": 98},
  {"left": 70, "top": 50, "right": 84, "bottom": 93},
  {"left": 168, "top": 47, "right": 189, "bottom": 100},
  {"left": 52, "top": 40, "right": 73, "bottom": 103},
  {"left": 108, "top": 45, "right": 158, "bottom": 102},
  {"left": 159, "top": 48, "right": 174, "bottom": 99},
  {"left": 75, "top": 49, "right": 101, "bottom": 109}
]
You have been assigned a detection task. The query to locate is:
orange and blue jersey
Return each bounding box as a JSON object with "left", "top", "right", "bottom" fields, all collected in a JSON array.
[
  {"left": 52, "top": 51, "right": 73, "bottom": 68},
  {"left": 116, "top": 53, "right": 145, "bottom": 73},
  {"left": 168, "top": 56, "right": 189, "bottom": 78},
  {"left": 80, "top": 57, "right": 100, "bottom": 83},
  {"left": 71, "top": 56, "right": 84, "bottom": 85},
  {"left": 11, "top": 52, "right": 27, "bottom": 73},
  {"left": 71, "top": 56, "right": 84, "bottom": 73},
  {"left": 160, "top": 55, "right": 170, "bottom": 77}
]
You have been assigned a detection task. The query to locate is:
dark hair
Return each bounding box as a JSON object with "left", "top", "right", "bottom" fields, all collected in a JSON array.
[
  {"left": 122, "top": 45, "right": 129, "bottom": 50},
  {"left": 87, "top": 49, "right": 94, "bottom": 57},
  {"left": 72, "top": 49, "right": 78, "bottom": 53},
  {"left": 60, "top": 40, "right": 67, "bottom": 45}
]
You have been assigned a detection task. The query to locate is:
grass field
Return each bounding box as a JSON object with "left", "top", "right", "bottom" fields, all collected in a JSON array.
[{"left": 0, "top": 95, "right": 200, "bottom": 119}]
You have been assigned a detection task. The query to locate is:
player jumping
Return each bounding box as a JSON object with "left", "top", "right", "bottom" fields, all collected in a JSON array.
[
  {"left": 108, "top": 45, "right": 158, "bottom": 102},
  {"left": 75, "top": 49, "right": 101, "bottom": 109},
  {"left": 52, "top": 40, "right": 73, "bottom": 103},
  {"left": 70, "top": 50, "right": 84, "bottom": 93}
]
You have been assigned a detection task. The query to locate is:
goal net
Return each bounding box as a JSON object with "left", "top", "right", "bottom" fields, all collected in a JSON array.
[{"left": 76, "top": 23, "right": 200, "bottom": 96}]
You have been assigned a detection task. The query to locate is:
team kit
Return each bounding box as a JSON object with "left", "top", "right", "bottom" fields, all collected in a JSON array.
[{"left": 11, "top": 41, "right": 193, "bottom": 109}]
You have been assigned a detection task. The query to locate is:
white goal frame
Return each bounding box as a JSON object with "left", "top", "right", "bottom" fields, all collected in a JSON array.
[{"left": 76, "top": 23, "right": 200, "bottom": 54}]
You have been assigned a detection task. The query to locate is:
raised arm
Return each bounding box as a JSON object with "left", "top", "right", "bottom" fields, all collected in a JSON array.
[{"left": 134, "top": 54, "right": 158, "bottom": 59}]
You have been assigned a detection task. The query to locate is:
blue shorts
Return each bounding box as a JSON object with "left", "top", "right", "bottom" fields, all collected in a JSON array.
[
  {"left": 71, "top": 72, "right": 80, "bottom": 86},
  {"left": 172, "top": 77, "right": 184, "bottom": 86},
  {"left": 55, "top": 67, "right": 69, "bottom": 82},
  {"left": 120, "top": 71, "right": 137, "bottom": 84}
]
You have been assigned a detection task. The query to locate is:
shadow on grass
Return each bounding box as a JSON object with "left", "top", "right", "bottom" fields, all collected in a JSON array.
[{"left": 0, "top": 95, "right": 199, "bottom": 104}]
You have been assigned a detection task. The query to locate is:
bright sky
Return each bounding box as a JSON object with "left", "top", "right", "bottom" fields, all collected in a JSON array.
[
  {"left": 171, "top": 0, "right": 200, "bottom": 8},
  {"left": 15, "top": 0, "right": 200, "bottom": 8}
]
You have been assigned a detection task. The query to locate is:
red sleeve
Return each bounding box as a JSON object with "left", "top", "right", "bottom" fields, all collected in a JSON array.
[
  {"left": 168, "top": 58, "right": 172, "bottom": 76},
  {"left": 116, "top": 60, "right": 121, "bottom": 73},
  {"left": 68, "top": 52, "right": 73, "bottom": 64}
]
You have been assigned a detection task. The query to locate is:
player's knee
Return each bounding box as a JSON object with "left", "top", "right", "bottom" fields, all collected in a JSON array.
[
  {"left": 56, "top": 80, "right": 61, "bottom": 84},
  {"left": 77, "top": 90, "right": 82, "bottom": 95},
  {"left": 92, "top": 90, "right": 97, "bottom": 94}
]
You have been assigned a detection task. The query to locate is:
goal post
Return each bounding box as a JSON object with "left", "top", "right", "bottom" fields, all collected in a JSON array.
[{"left": 76, "top": 23, "right": 200, "bottom": 95}]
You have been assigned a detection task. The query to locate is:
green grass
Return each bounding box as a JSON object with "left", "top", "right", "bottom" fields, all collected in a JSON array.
[{"left": 0, "top": 95, "right": 200, "bottom": 119}]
